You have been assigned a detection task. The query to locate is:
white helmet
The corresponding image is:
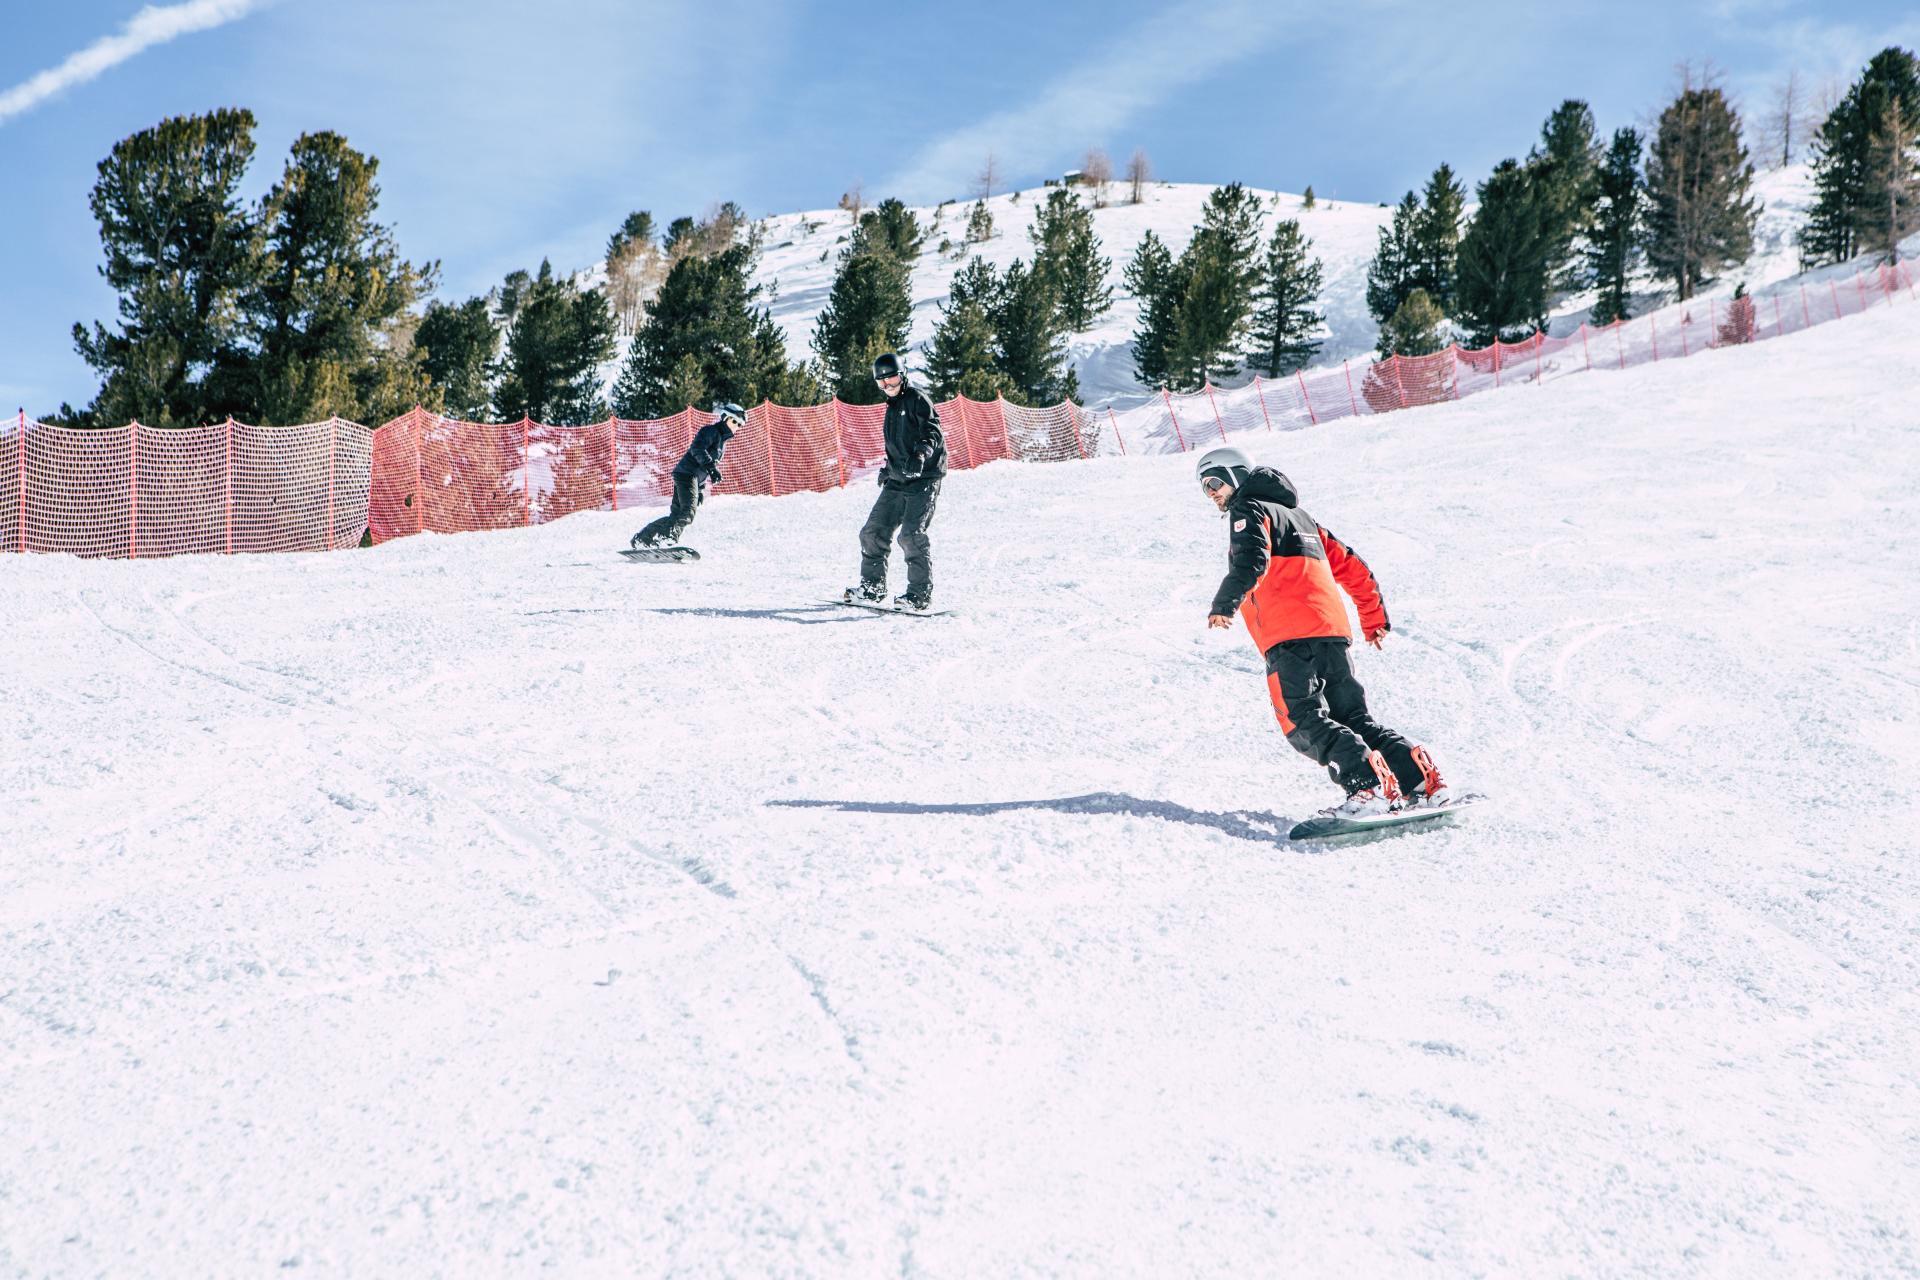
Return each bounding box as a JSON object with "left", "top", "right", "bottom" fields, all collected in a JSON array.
[{"left": 1194, "top": 445, "right": 1253, "bottom": 493}]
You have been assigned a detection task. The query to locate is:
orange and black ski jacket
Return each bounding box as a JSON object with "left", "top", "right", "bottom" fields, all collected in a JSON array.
[{"left": 1208, "top": 467, "right": 1389, "bottom": 652}]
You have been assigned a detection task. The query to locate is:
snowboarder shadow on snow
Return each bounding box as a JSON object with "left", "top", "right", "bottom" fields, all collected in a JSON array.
[
  {"left": 768, "top": 792, "right": 1322, "bottom": 850},
  {"left": 639, "top": 605, "right": 867, "bottom": 626}
]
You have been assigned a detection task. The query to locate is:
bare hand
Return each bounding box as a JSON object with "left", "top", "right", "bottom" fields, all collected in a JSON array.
[
  {"left": 1207, "top": 614, "right": 1233, "bottom": 630},
  {"left": 1366, "top": 630, "right": 1386, "bottom": 649}
]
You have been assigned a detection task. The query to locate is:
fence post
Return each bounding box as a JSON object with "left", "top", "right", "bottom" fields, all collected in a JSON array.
[
  {"left": 1855, "top": 271, "right": 1870, "bottom": 312},
  {"left": 1651, "top": 316, "right": 1659, "bottom": 361},
  {"left": 1680, "top": 311, "right": 1690, "bottom": 357},
  {"left": 1580, "top": 324, "right": 1591, "bottom": 371},
  {"left": 414, "top": 408, "right": 425, "bottom": 535},
  {"left": 1800, "top": 283, "right": 1812, "bottom": 329},
  {"left": 609, "top": 416, "right": 619, "bottom": 512},
  {"left": 1203, "top": 382, "right": 1227, "bottom": 441},
  {"left": 128, "top": 420, "right": 139, "bottom": 559},
  {"left": 1392, "top": 357, "right": 1408, "bottom": 410},
  {"left": 1162, "top": 389, "right": 1189, "bottom": 452},
  {"left": 1493, "top": 341, "right": 1502, "bottom": 389},
  {"left": 1107, "top": 406, "right": 1127, "bottom": 456},
  {"left": 326, "top": 418, "right": 338, "bottom": 552},
  {"left": 1449, "top": 344, "right": 1462, "bottom": 400},
  {"left": 832, "top": 398, "right": 848, "bottom": 485},
  {"left": 1829, "top": 279, "right": 1842, "bottom": 320},
  {"left": 1534, "top": 332, "right": 1543, "bottom": 383},
  {"left": 1343, "top": 360, "right": 1359, "bottom": 415},
  {"left": 522, "top": 415, "right": 532, "bottom": 526},
  {"left": 225, "top": 417, "right": 235, "bottom": 554},
  {"left": 1067, "top": 404, "right": 1088, "bottom": 459},
  {"left": 1616, "top": 321, "right": 1625, "bottom": 370},
  {"left": 17, "top": 409, "right": 26, "bottom": 553},
  {"left": 1296, "top": 370, "right": 1318, "bottom": 423},
  {"left": 765, "top": 402, "right": 779, "bottom": 496},
  {"left": 1253, "top": 376, "right": 1274, "bottom": 430}
]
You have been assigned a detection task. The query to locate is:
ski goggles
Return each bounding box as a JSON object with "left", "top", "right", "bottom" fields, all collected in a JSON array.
[{"left": 1200, "top": 475, "right": 1231, "bottom": 495}]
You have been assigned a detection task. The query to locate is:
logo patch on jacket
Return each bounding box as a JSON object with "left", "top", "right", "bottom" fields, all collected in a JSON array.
[{"left": 1233, "top": 519, "right": 1247, "bottom": 532}]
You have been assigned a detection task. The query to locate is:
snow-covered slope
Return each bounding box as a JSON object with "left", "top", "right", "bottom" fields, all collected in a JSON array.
[
  {"left": 588, "top": 164, "right": 1827, "bottom": 411},
  {"left": 5, "top": 299, "right": 1919, "bottom": 1274}
]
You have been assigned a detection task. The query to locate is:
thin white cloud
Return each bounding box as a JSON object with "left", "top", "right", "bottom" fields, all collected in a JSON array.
[
  {"left": 880, "top": 0, "right": 1293, "bottom": 203},
  {"left": 0, "top": 0, "right": 266, "bottom": 127}
]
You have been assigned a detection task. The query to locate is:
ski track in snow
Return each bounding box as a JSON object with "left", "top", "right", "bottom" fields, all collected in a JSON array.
[{"left": 3, "top": 301, "right": 1920, "bottom": 1275}]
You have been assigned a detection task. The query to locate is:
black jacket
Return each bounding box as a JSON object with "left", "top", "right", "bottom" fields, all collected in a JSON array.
[
  {"left": 672, "top": 419, "right": 735, "bottom": 482},
  {"left": 879, "top": 384, "right": 946, "bottom": 491}
]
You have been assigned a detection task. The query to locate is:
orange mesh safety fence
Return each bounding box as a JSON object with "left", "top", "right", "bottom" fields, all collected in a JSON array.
[
  {"left": 12, "top": 258, "right": 1915, "bottom": 558},
  {"left": 4, "top": 417, "right": 371, "bottom": 558}
]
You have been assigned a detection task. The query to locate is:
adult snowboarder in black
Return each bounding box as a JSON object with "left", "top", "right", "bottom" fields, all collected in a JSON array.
[
  {"left": 1195, "top": 445, "right": 1448, "bottom": 821},
  {"left": 631, "top": 402, "right": 745, "bottom": 549},
  {"left": 846, "top": 353, "right": 946, "bottom": 610}
]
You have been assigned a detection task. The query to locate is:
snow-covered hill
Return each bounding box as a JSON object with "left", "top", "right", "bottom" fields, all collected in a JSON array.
[
  {"left": 5, "top": 277, "right": 1918, "bottom": 1273},
  {"left": 588, "top": 164, "right": 1825, "bottom": 411}
]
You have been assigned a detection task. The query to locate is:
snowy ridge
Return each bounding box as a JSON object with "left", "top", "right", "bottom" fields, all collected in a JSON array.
[
  {"left": 584, "top": 164, "right": 1834, "bottom": 409},
  {"left": 4, "top": 297, "right": 1919, "bottom": 1273}
]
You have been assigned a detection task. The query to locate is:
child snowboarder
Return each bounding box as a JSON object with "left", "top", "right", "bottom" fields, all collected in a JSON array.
[
  {"left": 1195, "top": 445, "right": 1447, "bottom": 820},
  {"left": 631, "top": 402, "right": 746, "bottom": 549}
]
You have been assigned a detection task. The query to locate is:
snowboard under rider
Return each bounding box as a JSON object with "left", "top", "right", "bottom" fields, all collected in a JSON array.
[
  {"left": 632, "top": 402, "right": 745, "bottom": 549},
  {"left": 846, "top": 352, "right": 947, "bottom": 611},
  {"left": 1196, "top": 445, "right": 1448, "bottom": 819}
]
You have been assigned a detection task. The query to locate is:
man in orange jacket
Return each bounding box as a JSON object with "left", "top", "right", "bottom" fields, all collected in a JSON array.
[{"left": 1197, "top": 445, "right": 1446, "bottom": 820}]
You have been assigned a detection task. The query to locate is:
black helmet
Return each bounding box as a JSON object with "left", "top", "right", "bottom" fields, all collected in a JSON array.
[{"left": 871, "top": 351, "right": 903, "bottom": 381}]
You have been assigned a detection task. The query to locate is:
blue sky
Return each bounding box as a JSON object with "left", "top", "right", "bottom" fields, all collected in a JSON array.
[{"left": 3, "top": 0, "right": 1917, "bottom": 415}]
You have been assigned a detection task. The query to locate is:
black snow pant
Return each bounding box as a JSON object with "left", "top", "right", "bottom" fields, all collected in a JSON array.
[
  {"left": 1264, "top": 637, "right": 1422, "bottom": 796},
  {"left": 859, "top": 480, "right": 939, "bottom": 598},
  {"left": 635, "top": 473, "right": 703, "bottom": 546}
]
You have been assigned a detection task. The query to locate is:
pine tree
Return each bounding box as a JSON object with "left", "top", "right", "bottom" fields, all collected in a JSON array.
[
  {"left": 1124, "top": 230, "right": 1180, "bottom": 388},
  {"left": 1587, "top": 128, "right": 1644, "bottom": 325},
  {"left": 866, "top": 198, "right": 925, "bottom": 263},
  {"left": 1456, "top": 159, "right": 1551, "bottom": 346},
  {"left": 1247, "top": 218, "right": 1325, "bottom": 376},
  {"left": 1645, "top": 84, "right": 1759, "bottom": 300},
  {"left": 1804, "top": 48, "right": 1920, "bottom": 264},
  {"left": 810, "top": 216, "right": 913, "bottom": 404},
  {"left": 966, "top": 199, "right": 994, "bottom": 244},
  {"left": 1408, "top": 164, "right": 1466, "bottom": 315},
  {"left": 607, "top": 210, "right": 656, "bottom": 260},
  {"left": 1364, "top": 192, "right": 1420, "bottom": 328},
  {"left": 415, "top": 297, "right": 498, "bottom": 419},
  {"left": 1028, "top": 188, "right": 1112, "bottom": 331},
  {"left": 1302, "top": 185, "right": 1316, "bottom": 210},
  {"left": 493, "top": 260, "right": 617, "bottom": 423},
  {"left": 1528, "top": 100, "right": 1602, "bottom": 290},
  {"left": 612, "top": 243, "right": 814, "bottom": 417},
  {"left": 72, "top": 108, "right": 260, "bottom": 428},
  {"left": 989, "top": 260, "right": 1078, "bottom": 404},
  {"left": 1379, "top": 289, "right": 1448, "bottom": 358},
  {"left": 1166, "top": 182, "right": 1263, "bottom": 388},
  {"left": 1859, "top": 84, "right": 1920, "bottom": 259},
  {"left": 924, "top": 294, "right": 1008, "bottom": 401},
  {"left": 240, "top": 131, "right": 436, "bottom": 425}
]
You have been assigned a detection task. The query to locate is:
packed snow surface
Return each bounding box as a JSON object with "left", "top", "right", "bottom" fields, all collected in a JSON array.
[{"left": 4, "top": 297, "right": 1919, "bottom": 1275}]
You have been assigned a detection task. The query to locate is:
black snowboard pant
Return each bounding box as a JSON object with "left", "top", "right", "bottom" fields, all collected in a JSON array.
[
  {"left": 1264, "top": 637, "right": 1422, "bottom": 795},
  {"left": 635, "top": 473, "right": 703, "bottom": 546},
  {"left": 859, "top": 480, "right": 939, "bottom": 597}
]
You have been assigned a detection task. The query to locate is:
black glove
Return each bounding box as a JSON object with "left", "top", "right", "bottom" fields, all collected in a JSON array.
[
  {"left": 709, "top": 468, "right": 722, "bottom": 485},
  {"left": 877, "top": 469, "right": 889, "bottom": 488}
]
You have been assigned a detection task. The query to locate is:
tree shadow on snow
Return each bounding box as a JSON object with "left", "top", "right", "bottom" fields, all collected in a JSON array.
[{"left": 768, "top": 792, "right": 1318, "bottom": 851}]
